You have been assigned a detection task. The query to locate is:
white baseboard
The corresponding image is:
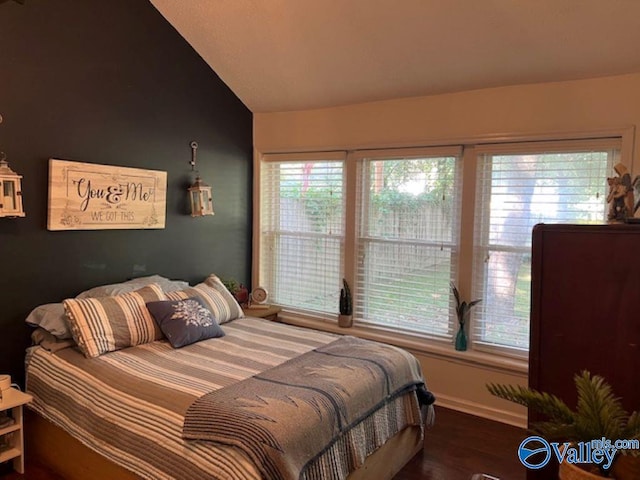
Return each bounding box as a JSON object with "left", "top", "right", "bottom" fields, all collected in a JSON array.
[{"left": 433, "top": 392, "right": 527, "bottom": 429}]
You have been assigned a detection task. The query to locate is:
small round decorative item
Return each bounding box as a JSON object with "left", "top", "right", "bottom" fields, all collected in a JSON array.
[{"left": 251, "top": 286, "right": 269, "bottom": 305}]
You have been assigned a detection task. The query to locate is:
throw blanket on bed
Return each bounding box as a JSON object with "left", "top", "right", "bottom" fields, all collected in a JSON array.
[{"left": 183, "top": 336, "right": 434, "bottom": 480}]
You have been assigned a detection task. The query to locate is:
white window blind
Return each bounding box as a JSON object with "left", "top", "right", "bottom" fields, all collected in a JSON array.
[
  {"left": 260, "top": 153, "right": 345, "bottom": 314},
  {"left": 472, "top": 139, "right": 620, "bottom": 353},
  {"left": 355, "top": 147, "right": 462, "bottom": 337}
]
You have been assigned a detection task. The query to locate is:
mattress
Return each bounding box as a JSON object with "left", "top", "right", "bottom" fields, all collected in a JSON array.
[{"left": 26, "top": 317, "right": 425, "bottom": 480}]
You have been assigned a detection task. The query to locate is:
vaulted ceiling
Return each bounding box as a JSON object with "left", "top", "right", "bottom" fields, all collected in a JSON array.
[{"left": 150, "top": 0, "right": 640, "bottom": 113}]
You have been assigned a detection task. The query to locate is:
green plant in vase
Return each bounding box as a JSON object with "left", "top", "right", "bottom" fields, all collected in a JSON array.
[
  {"left": 487, "top": 371, "right": 640, "bottom": 478},
  {"left": 338, "top": 278, "right": 353, "bottom": 328},
  {"left": 450, "top": 282, "right": 481, "bottom": 351},
  {"left": 221, "top": 278, "right": 249, "bottom": 307}
]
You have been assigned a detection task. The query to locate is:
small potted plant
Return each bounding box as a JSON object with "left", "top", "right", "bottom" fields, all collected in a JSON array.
[
  {"left": 222, "top": 278, "right": 249, "bottom": 307},
  {"left": 487, "top": 371, "right": 640, "bottom": 479},
  {"left": 338, "top": 278, "right": 353, "bottom": 328},
  {"left": 450, "top": 282, "right": 481, "bottom": 351}
]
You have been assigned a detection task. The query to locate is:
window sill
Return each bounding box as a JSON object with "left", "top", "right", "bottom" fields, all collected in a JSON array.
[{"left": 276, "top": 310, "right": 529, "bottom": 376}]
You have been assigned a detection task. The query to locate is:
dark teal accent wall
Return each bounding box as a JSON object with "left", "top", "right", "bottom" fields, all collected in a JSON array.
[{"left": 0, "top": 0, "right": 253, "bottom": 385}]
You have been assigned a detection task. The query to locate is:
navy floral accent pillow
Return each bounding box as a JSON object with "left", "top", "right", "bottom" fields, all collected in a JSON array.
[{"left": 146, "top": 297, "right": 225, "bottom": 348}]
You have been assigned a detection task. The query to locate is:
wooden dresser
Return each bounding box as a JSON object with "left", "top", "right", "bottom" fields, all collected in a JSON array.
[{"left": 528, "top": 223, "right": 640, "bottom": 479}]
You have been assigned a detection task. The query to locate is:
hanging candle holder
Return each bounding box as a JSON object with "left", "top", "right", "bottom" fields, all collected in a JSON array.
[
  {"left": 0, "top": 114, "right": 25, "bottom": 218},
  {"left": 188, "top": 141, "right": 214, "bottom": 217}
]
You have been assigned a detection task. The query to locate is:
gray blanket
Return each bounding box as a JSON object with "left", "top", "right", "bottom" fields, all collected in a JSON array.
[{"left": 182, "top": 336, "right": 433, "bottom": 480}]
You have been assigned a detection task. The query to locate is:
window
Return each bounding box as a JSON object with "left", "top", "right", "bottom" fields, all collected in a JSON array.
[
  {"left": 472, "top": 139, "right": 620, "bottom": 353},
  {"left": 257, "top": 134, "right": 625, "bottom": 357},
  {"left": 354, "top": 148, "right": 462, "bottom": 338},
  {"left": 259, "top": 152, "right": 345, "bottom": 314}
]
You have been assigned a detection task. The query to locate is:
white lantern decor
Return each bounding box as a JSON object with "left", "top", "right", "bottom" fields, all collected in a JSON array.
[
  {"left": 0, "top": 113, "right": 25, "bottom": 218},
  {"left": 188, "top": 176, "right": 214, "bottom": 217},
  {"left": 188, "top": 141, "right": 214, "bottom": 217},
  {"left": 0, "top": 153, "right": 25, "bottom": 218}
]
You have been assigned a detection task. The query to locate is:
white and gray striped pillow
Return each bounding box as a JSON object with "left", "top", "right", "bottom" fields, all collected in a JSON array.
[
  {"left": 63, "top": 284, "right": 166, "bottom": 358},
  {"left": 166, "top": 275, "right": 244, "bottom": 325}
]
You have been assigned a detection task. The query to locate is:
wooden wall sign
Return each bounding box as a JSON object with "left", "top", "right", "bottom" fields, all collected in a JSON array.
[{"left": 48, "top": 159, "right": 167, "bottom": 230}]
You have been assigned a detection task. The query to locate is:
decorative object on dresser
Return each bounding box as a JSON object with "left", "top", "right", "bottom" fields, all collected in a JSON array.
[
  {"left": 450, "top": 282, "right": 481, "bottom": 351},
  {"left": 606, "top": 162, "right": 638, "bottom": 223},
  {"left": 47, "top": 158, "right": 167, "bottom": 230},
  {"left": 0, "top": 114, "right": 25, "bottom": 218},
  {"left": 338, "top": 278, "right": 353, "bottom": 328},
  {"left": 187, "top": 141, "right": 214, "bottom": 217}
]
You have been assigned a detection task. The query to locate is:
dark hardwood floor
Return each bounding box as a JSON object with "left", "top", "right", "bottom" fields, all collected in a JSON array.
[
  {"left": 396, "top": 407, "right": 527, "bottom": 480},
  {"left": 1, "top": 407, "right": 527, "bottom": 479}
]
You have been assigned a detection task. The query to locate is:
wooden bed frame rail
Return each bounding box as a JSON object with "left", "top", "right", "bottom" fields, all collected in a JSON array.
[{"left": 25, "top": 409, "right": 424, "bottom": 480}]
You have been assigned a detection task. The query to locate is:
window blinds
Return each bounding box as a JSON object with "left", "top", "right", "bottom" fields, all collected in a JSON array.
[
  {"left": 354, "top": 147, "right": 462, "bottom": 337},
  {"left": 472, "top": 138, "right": 620, "bottom": 352},
  {"left": 260, "top": 153, "right": 346, "bottom": 314}
]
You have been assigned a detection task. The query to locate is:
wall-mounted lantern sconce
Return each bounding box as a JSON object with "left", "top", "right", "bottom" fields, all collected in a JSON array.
[
  {"left": 188, "top": 141, "right": 214, "bottom": 217},
  {"left": 0, "top": 114, "right": 25, "bottom": 218}
]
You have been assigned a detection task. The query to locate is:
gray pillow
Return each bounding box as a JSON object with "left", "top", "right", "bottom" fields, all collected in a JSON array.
[
  {"left": 76, "top": 275, "right": 189, "bottom": 299},
  {"left": 31, "top": 327, "right": 76, "bottom": 352},
  {"left": 146, "top": 297, "right": 225, "bottom": 348},
  {"left": 25, "top": 303, "right": 72, "bottom": 339}
]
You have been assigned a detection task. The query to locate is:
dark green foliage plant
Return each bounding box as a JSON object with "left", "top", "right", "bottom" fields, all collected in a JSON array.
[
  {"left": 450, "top": 282, "right": 481, "bottom": 327},
  {"left": 339, "top": 278, "right": 352, "bottom": 315},
  {"left": 221, "top": 278, "right": 239, "bottom": 294},
  {"left": 487, "top": 370, "right": 640, "bottom": 476}
]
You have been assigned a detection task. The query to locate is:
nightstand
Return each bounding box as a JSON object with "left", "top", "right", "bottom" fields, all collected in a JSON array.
[
  {"left": 243, "top": 305, "right": 282, "bottom": 321},
  {"left": 0, "top": 388, "right": 32, "bottom": 474}
]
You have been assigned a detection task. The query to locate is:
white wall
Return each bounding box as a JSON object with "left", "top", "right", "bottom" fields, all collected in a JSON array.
[
  {"left": 253, "top": 72, "right": 640, "bottom": 426},
  {"left": 255, "top": 73, "right": 640, "bottom": 164}
]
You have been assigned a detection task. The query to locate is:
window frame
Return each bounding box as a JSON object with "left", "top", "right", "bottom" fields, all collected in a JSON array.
[
  {"left": 351, "top": 146, "right": 463, "bottom": 339},
  {"left": 254, "top": 127, "right": 634, "bottom": 368},
  {"left": 257, "top": 151, "right": 347, "bottom": 316},
  {"left": 469, "top": 138, "right": 622, "bottom": 357}
]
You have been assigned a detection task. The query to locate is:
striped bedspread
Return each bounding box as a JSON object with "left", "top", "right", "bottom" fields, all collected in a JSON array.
[
  {"left": 26, "top": 317, "right": 427, "bottom": 480},
  {"left": 183, "top": 336, "right": 430, "bottom": 480}
]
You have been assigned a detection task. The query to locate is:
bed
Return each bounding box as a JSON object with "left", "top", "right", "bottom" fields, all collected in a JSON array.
[{"left": 24, "top": 275, "right": 434, "bottom": 480}]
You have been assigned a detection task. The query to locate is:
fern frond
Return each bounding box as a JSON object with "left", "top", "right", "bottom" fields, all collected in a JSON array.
[
  {"left": 488, "top": 372, "right": 639, "bottom": 448},
  {"left": 487, "top": 383, "right": 574, "bottom": 425},
  {"left": 623, "top": 410, "right": 640, "bottom": 439},
  {"left": 574, "top": 370, "right": 627, "bottom": 440}
]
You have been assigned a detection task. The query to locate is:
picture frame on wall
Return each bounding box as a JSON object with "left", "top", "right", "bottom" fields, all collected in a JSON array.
[{"left": 47, "top": 158, "right": 167, "bottom": 231}]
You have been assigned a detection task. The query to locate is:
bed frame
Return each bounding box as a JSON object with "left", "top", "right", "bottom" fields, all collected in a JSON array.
[{"left": 25, "top": 409, "right": 424, "bottom": 480}]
